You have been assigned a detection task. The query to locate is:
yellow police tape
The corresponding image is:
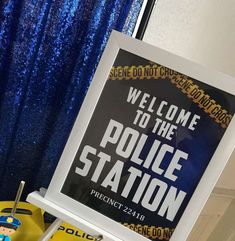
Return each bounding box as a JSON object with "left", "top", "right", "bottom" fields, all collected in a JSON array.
[
  {"left": 49, "top": 222, "right": 173, "bottom": 241},
  {"left": 49, "top": 223, "right": 95, "bottom": 241},
  {"left": 122, "top": 223, "right": 174, "bottom": 240},
  {"left": 109, "top": 64, "right": 233, "bottom": 129}
]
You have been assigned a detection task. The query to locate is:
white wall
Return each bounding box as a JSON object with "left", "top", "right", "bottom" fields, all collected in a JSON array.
[
  {"left": 143, "top": 0, "right": 235, "bottom": 77},
  {"left": 143, "top": 1, "right": 235, "bottom": 240}
]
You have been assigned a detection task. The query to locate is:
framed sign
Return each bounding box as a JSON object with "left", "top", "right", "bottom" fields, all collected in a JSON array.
[{"left": 45, "top": 31, "right": 235, "bottom": 241}]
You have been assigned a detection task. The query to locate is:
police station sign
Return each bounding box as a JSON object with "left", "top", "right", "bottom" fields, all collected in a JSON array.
[{"left": 45, "top": 31, "right": 235, "bottom": 241}]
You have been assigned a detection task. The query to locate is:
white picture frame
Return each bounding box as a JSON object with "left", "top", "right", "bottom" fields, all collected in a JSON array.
[{"left": 38, "top": 30, "right": 235, "bottom": 241}]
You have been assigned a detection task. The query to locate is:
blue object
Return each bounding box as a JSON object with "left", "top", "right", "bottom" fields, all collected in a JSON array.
[
  {"left": 0, "top": 216, "right": 21, "bottom": 229},
  {"left": 0, "top": 0, "right": 143, "bottom": 200},
  {"left": 0, "top": 234, "right": 10, "bottom": 241}
]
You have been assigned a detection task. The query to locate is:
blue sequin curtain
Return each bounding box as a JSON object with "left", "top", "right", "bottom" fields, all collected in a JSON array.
[{"left": 0, "top": 0, "right": 143, "bottom": 200}]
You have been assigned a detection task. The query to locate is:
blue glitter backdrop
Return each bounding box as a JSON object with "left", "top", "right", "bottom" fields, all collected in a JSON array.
[{"left": 0, "top": 0, "right": 143, "bottom": 200}]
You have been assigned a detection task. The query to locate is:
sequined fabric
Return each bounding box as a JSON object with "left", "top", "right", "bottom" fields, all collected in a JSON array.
[{"left": 0, "top": 0, "right": 143, "bottom": 200}]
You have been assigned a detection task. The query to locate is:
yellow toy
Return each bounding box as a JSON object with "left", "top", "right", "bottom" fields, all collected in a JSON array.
[
  {"left": 0, "top": 215, "right": 20, "bottom": 241},
  {"left": 0, "top": 181, "right": 44, "bottom": 240},
  {"left": 0, "top": 202, "right": 44, "bottom": 241}
]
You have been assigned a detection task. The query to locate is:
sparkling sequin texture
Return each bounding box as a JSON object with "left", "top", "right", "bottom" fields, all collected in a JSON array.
[{"left": 0, "top": 0, "right": 143, "bottom": 200}]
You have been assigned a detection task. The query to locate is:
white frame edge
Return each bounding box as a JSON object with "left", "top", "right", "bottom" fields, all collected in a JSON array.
[
  {"left": 132, "top": 0, "right": 151, "bottom": 38},
  {"left": 29, "top": 31, "right": 235, "bottom": 241}
]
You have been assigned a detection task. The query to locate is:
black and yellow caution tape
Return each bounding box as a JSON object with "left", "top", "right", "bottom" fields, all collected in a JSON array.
[
  {"left": 122, "top": 223, "right": 174, "bottom": 240},
  {"left": 109, "top": 65, "right": 233, "bottom": 128}
]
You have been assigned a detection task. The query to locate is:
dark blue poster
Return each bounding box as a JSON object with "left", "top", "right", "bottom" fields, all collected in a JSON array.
[{"left": 62, "top": 50, "right": 235, "bottom": 241}]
